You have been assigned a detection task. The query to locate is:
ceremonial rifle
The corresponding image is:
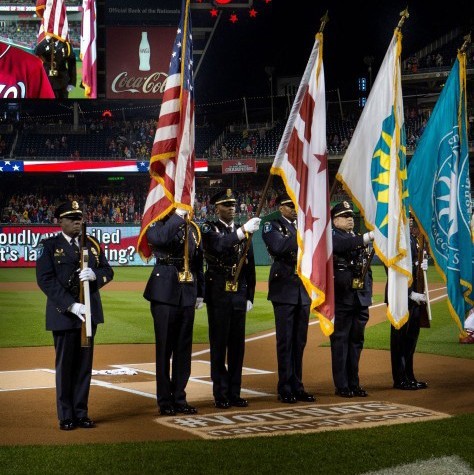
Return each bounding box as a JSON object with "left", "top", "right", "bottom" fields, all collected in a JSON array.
[
  {"left": 415, "top": 235, "right": 431, "bottom": 328},
  {"left": 79, "top": 221, "right": 92, "bottom": 347}
]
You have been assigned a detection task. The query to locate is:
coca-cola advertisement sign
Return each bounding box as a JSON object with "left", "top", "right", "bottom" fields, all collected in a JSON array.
[
  {"left": 106, "top": 27, "right": 175, "bottom": 99},
  {"left": 222, "top": 159, "right": 257, "bottom": 174}
]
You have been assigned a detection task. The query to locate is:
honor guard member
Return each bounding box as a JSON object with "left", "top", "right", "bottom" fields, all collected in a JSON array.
[
  {"left": 330, "top": 200, "right": 374, "bottom": 398},
  {"left": 262, "top": 192, "right": 315, "bottom": 404},
  {"left": 36, "top": 201, "right": 113, "bottom": 430},
  {"left": 201, "top": 189, "right": 261, "bottom": 409},
  {"left": 390, "top": 214, "right": 429, "bottom": 390},
  {"left": 143, "top": 208, "right": 204, "bottom": 416}
]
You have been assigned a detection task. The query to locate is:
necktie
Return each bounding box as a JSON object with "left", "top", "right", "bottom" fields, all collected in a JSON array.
[{"left": 70, "top": 239, "right": 80, "bottom": 254}]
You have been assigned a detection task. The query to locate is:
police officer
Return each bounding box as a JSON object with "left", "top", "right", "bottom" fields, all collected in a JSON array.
[
  {"left": 390, "top": 214, "right": 428, "bottom": 390},
  {"left": 201, "top": 189, "right": 261, "bottom": 408},
  {"left": 36, "top": 201, "right": 113, "bottom": 430},
  {"left": 143, "top": 208, "right": 204, "bottom": 416},
  {"left": 262, "top": 192, "right": 315, "bottom": 404},
  {"left": 330, "top": 200, "right": 374, "bottom": 398},
  {"left": 35, "top": 38, "right": 77, "bottom": 99}
]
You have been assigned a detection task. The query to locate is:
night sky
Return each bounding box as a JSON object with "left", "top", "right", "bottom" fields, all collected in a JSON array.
[{"left": 194, "top": 0, "right": 473, "bottom": 104}]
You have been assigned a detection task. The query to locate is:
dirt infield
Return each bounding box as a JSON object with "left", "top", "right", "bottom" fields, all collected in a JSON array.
[{"left": 1, "top": 283, "right": 473, "bottom": 446}]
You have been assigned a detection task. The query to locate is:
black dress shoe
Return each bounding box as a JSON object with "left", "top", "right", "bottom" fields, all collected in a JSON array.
[
  {"left": 59, "top": 419, "right": 75, "bottom": 431},
  {"left": 351, "top": 386, "right": 368, "bottom": 397},
  {"left": 229, "top": 397, "right": 248, "bottom": 407},
  {"left": 410, "top": 380, "right": 428, "bottom": 389},
  {"left": 335, "top": 388, "right": 353, "bottom": 398},
  {"left": 214, "top": 399, "right": 231, "bottom": 409},
  {"left": 393, "top": 381, "right": 418, "bottom": 390},
  {"left": 278, "top": 393, "right": 297, "bottom": 404},
  {"left": 160, "top": 405, "right": 176, "bottom": 416},
  {"left": 174, "top": 403, "right": 198, "bottom": 414},
  {"left": 295, "top": 391, "right": 315, "bottom": 402},
  {"left": 75, "top": 417, "right": 96, "bottom": 428}
]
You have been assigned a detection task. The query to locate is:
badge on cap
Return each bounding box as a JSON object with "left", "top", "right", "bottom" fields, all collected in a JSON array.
[
  {"left": 72, "top": 201, "right": 80, "bottom": 210},
  {"left": 343, "top": 201, "right": 350, "bottom": 209},
  {"left": 226, "top": 189, "right": 232, "bottom": 198}
]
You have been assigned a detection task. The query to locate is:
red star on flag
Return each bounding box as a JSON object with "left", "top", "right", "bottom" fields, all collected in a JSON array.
[
  {"left": 229, "top": 13, "right": 238, "bottom": 23},
  {"left": 210, "top": 8, "right": 218, "bottom": 17},
  {"left": 304, "top": 206, "right": 319, "bottom": 232},
  {"left": 313, "top": 152, "right": 328, "bottom": 173},
  {"left": 249, "top": 8, "right": 257, "bottom": 17}
]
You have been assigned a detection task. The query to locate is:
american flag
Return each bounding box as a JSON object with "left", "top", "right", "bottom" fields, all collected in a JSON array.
[
  {"left": 80, "top": 0, "right": 97, "bottom": 98},
  {"left": 36, "top": 0, "right": 68, "bottom": 43},
  {"left": 137, "top": 0, "right": 195, "bottom": 262},
  {"left": 270, "top": 32, "right": 335, "bottom": 336}
]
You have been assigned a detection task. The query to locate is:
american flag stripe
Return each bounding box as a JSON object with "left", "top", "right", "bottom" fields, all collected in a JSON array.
[
  {"left": 271, "top": 32, "right": 335, "bottom": 336},
  {"left": 137, "top": 0, "right": 195, "bottom": 261}
]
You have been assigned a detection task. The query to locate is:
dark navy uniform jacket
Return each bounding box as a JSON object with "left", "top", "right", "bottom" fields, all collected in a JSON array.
[
  {"left": 262, "top": 217, "right": 310, "bottom": 305},
  {"left": 201, "top": 220, "right": 256, "bottom": 308},
  {"left": 332, "top": 227, "right": 372, "bottom": 306},
  {"left": 36, "top": 233, "right": 114, "bottom": 331},
  {"left": 143, "top": 213, "right": 204, "bottom": 306}
]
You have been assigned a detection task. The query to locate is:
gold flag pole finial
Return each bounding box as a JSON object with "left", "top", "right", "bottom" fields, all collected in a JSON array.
[
  {"left": 459, "top": 33, "right": 471, "bottom": 53},
  {"left": 319, "top": 10, "right": 329, "bottom": 33},
  {"left": 396, "top": 7, "right": 409, "bottom": 31}
]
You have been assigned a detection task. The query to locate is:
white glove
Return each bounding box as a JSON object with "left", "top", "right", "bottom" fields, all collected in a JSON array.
[
  {"left": 410, "top": 291, "right": 427, "bottom": 304},
  {"left": 246, "top": 300, "right": 253, "bottom": 312},
  {"left": 243, "top": 217, "right": 261, "bottom": 234},
  {"left": 69, "top": 303, "right": 85, "bottom": 322},
  {"left": 175, "top": 208, "right": 188, "bottom": 217},
  {"left": 79, "top": 268, "right": 96, "bottom": 281},
  {"left": 195, "top": 297, "right": 204, "bottom": 310},
  {"left": 363, "top": 231, "right": 375, "bottom": 244},
  {"left": 66, "top": 85, "right": 74, "bottom": 92},
  {"left": 421, "top": 258, "right": 428, "bottom": 271}
]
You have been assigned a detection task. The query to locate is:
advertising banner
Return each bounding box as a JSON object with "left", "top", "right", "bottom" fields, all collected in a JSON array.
[
  {"left": 106, "top": 27, "right": 175, "bottom": 99},
  {"left": 0, "top": 225, "right": 152, "bottom": 268},
  {"left": 221, "top": 159, "right": 257, "bottom": 174}
]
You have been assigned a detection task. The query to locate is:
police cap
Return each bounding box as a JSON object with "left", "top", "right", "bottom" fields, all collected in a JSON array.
[
  {"left": 210, "top": 188, "right": 237, "bottom": 206},
  {"left": 275, "top": 192, "right": 294, "bottom": 207},
  {"left": 331, "top": 200, "right": 354, "bottom": 219},
  {"left": 55, "top": 200, "right": 83, "bottom": 220}
]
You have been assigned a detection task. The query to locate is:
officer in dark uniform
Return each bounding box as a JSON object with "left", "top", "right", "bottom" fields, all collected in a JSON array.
[
  {"left": 390, "top": 214, "right": 428, "bottom": 390},
  {"left": 35, "top": 38, "right": 77, "bottom": 99},
  {"left": 330, "top": 200, "right": 374, "bottom": 398},
  {"left": 36, "top": 201, "right": 113, "bottom": 430},
  {"left": 262, "top": 192, "right": 315, "bottom": 404},
  {"left": 201, "top": 189, "right": 261, "bottom": 409},
  {"left": 143, "top": 208, "right": 204, "bottom": 416}
]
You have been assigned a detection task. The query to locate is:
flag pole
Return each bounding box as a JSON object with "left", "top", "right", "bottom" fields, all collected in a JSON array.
[
  {"left": 227, "top": 11, "right": 330, "bottom": 293},
  {"left": 459, "top": 33, "right": 471, "bottom": 53},
  {"left": 396, "top": 7, "right": 409, "bottom": 31}
]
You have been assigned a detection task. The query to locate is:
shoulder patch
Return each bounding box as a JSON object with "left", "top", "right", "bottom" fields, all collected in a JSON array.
[
  {"left": 263, "top": 222, "right": 272, "bottom": 234},
  {"left": 86, "top": 235, "right": 101, "bottom": 255},
  {"left": 201, "top": 223, "right": 211, "bottom": 233}
]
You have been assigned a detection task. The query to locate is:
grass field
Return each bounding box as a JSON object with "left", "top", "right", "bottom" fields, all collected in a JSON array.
[{"left": 1, "top": 266, "right": 471, "bottom": 359}]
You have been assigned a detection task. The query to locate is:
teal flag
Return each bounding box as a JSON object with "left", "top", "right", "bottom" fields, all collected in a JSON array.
[{"left": 407, "top": 54, "right": 473, "bottom": 333}]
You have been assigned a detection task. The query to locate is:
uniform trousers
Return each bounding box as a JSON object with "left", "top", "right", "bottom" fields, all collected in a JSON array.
[
  {"left": 150, "top": 302, "right": 195, "bottom": 407},
  {"left": 273, "top": 302, "right": 309, "bottom": 395},
  {"left": 207, "top": 303, "right": 246, "bottom": 400},
  {"left": 330, "top": 300, "right": 369, "bottom": 390},
  {"left": 390, "top": 304, "right": 421, "bottom": 384},
  {"left": 53, "top": 327, "right": 96, "bottom": 420}
]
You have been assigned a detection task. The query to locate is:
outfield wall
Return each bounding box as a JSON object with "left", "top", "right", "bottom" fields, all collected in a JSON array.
[{"left": 0, "top": 225, "right": 272, "bottom": 268}]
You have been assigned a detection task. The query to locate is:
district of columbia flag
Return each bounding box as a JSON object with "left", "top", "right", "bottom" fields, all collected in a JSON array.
[
  {"left": 36, "top": 0, "right": 69, "bottom": 43},
  {"left": 407, "top": 51, "right": 473, "bottom": 334},
  {"left": 137, "top": 0, "right": 195, "bottom": 262},
  {"left": 336, "top": 28, "right": 411, "bottom": 328},
  {"left": 80, "top": 0, "right": 97, "bottom": 98},
  {"left": 270, "top": 32, "right": 335, "bottom": 336}
]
